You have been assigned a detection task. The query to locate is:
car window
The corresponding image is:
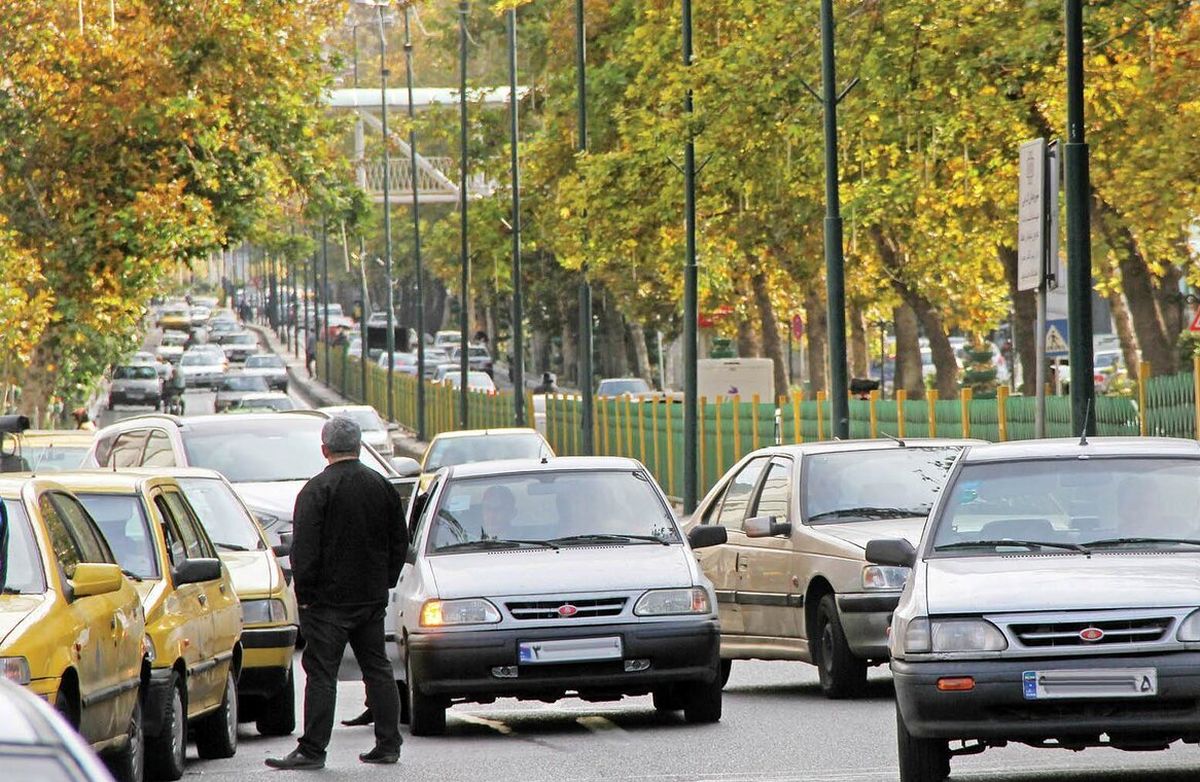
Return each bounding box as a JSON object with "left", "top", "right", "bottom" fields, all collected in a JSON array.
[
  {"left": 114, "top": 365, "right": 158, "bottom": 380},
  {"left": 751, "top": 459, "right": 792, "bottom": 520},
  {"left": 154, "top": 495, "right": 188, "bottom": 567},
  {"left": 424, "top": 434, "right": 547, "bottom": 472},
  {"left": 716, "top": 457, "right": 768, "bottom": 530},
  {"left": 39, "top": 494, "right": 83, "bottom": 579},
  {"left": 176, "top": 477, "right": 263, "bottom": 552},
  {"left": 161, "top": 492, "right": 215, "bottom": 559},
  {"left": 50, "top": 493, "right": 113, "bottom": 565},
  {"left": 92, "top": 432, "right": 117, "bottom": 467},
  {"left": 142, "top": 431, "right": 175, "bottom": 467},
  {"left": 76, "top": 494, "right": 159, "bottom": 579},
  {"left": 109, "top": 430, "right": 149, "bottom": 467},
  {"left": 2, "top": 500, "right": 46, "bottom": 593}
]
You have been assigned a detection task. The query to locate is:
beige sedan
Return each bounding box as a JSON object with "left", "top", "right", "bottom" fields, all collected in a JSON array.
[{"left": 684, "top": 438, "right": 979, "bottom": 698}]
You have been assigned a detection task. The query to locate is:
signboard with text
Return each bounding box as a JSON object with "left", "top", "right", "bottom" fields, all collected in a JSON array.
[{"left": 1018, "top": 138, "right": 1047, "bottom": 292}]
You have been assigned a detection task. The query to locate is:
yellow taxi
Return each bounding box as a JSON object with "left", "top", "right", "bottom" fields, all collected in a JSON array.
[
  {"left": 133, "top": 467, "right": 298, "bottom": 736},
  {"left": 56, "top": 472, "right": 242, "bottom": 781},
  {"left": 20, "top": 430, "right": 95, "bottom": 473},
  {"left": 0, "top": 475, "right": 146, "bottom": 782}
]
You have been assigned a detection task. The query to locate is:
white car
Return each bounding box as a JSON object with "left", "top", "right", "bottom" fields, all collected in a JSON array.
[
  {"left": 442, "top": 371, "right": 496, "bottom": 393},
  {"left": 394, "top": 457, "right": 726, "bottom": 735},
  {"left": 318, "top": 405, "right": 396, "bottom": 457},
  {"left": 376, "top": 352, "right": 418, "bottom": 376},
  {"left": 178, "top": 351, "right": 226, "bottom": 388},
  {"left": 433, "top": 330, "right": 462, "bottom": 350},
  {"left": 242, "top": 354, "right": 289, "bottom": 391}
]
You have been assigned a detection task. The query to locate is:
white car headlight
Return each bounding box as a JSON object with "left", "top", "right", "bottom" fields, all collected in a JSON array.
[
  {"left": 1177, "top": 609, "right": 1200, "bottom": 642},
  {"left": 420, "top": 599, "right": 501, "bottom": 627},
  {"left": 0, "top": 657, "right": 31, "bottom": 685},
  {"left": 634, "top": 588, "right": 711, "bottom": 616},
  {"left": 931, "top": 619, "right": 1008, "bottom": 652},
  {"left": 241, "top": 599, "right": 288, "bottom": 625},
  {"left": 862, "top": 566, "right": 910, "bottom": 590}
]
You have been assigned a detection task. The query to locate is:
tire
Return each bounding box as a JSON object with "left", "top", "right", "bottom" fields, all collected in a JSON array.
[
  {"left": 54, "top": 685, "right": 80, "bottom": 730},
  {"left": 195, "top": 670, "right": 238, "bottom": 759},
  {"left": 405, "top": 655, "right": 445, "bottom": 736},
  {"left": 719, "top": 659, "right": 733, "bottom": 688},
  {"left": 398, "top": 679, "right": 410, "bottom": 725},
  {"left": 813, "top": 594, "right": 868, "bottom": 699},
  {"left": 651, "top": 686, "right": 686, "bottom": 712},
  {"left": 255, "top": 667, "right": 296, "bottom": 736},
  {"left": 146, "top": 675, "right": 185, "bottom": 782},
  {"left": 682, "top": 664, "right": 723, "bottom": 724},
  {"left": 896, "top": 705, "right": 950, "bottom": 782},
  {"left": 106, "top": 693, "right": 145, "bottom": 782}
]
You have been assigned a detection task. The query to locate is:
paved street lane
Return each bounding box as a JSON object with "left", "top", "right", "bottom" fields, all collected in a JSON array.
[{"left": 183, "top": 659, "right": 1199, "bottom": 782}]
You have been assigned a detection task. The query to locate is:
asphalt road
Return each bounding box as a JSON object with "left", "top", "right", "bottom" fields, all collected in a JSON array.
[{"left": 172, "top": 658, "right": 1200, "bottom": 782}]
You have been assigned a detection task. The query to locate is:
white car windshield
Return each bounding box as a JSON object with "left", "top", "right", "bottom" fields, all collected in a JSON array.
[
  {"left": 803, "top": 447, "right": 961, "bottom": 523},
  {"left": 932, "top": 457, "right": 1200, "bottom": 554},
  {"left": 427, "top": 470, "right": 678, "bottom": 553}
]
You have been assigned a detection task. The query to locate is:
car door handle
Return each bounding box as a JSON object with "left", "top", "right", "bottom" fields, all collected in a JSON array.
[
  {"left": 736, "top": 553, "right": 749, "bottom": 572},
  {"left": 198, "top": 593, "right": 208, "bottom": 606}
]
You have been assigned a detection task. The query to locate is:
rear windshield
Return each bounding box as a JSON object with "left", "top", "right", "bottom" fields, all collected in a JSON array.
[
  {"left": 221, "top": 375, "right": 269, "bottom": 392},
  {"left": 1, "top": 500, "right": 45, "bottom": 593},
  {"left": 23, "top": 445, "right": 89, "bottom": 473},
  {"left": 425, "top": 433, "right": 547, "bottom": 472},
  {"left": 74, "top": 494, "right": 159, "bottom": 579},
  {"left": 182, "top": 418, "right": 388, "bottom": 482},
  {"left": 114, "top": 366, "right": 158, "bottom": 380},
  {"left": 245, "top": 355, "right": 284, "bottom": 369}
]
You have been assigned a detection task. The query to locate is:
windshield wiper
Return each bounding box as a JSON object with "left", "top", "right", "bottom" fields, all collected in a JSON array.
[
  {"left": 935, "top": 539, "right": 1091, "bottom": 554},
  {"left": 436, "top": 538, "right": 559, "bottom": 552},
  {"left": 1082, "top": 537, "right": 1200, "bottom": 549},
  {"left": 549, "top": 533, "right": 670, "bottom": 546},
  {"left": 120, "top": 569, "right": 144, "bottom": 582},
  {"left": 213, "top": 542, "right": 250, "bottom": 552},
  {"left": 809, "top": 506, "right": 928, "bottom": 522}
]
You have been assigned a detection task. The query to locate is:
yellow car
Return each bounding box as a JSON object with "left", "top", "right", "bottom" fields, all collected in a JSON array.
[
  {"left": 0, "top": 476, "right": 146, "bottom": 782},
  {"left": 19, "top": 430, "right": 95, "bottom": 473},
  {"left": 419, "top": 427, "right": 553, "bottom": 490},
  {"left": 58, "top": 472, "right": 242, "bottom": 781},
  {"left": 135, "top": 467, "right": 298, "bottom": 736}
]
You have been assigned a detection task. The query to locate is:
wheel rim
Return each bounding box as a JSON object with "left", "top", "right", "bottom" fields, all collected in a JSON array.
[
  {"left": 225, "top": 676, "right": 238, "bottom": 746},
  {"left": 129, "top": 702, "right": 144, "bottom": 779},
  {"left": 170, "top": 689, "right": 184, "bottom": 765},
  {"left": 819, "top": 620, "right": 835, "bottom": 679}
]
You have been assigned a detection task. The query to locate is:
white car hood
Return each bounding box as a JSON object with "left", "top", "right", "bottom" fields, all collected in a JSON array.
[
  {"left": 230, "top": 481, "right": 306, "bottom": 522},
  {"left": 925, "top": 553, "right": 1200, "bottom": 614},
  {"left": 428, "top": 545, "right": 693, "bottom": 599},
  {"left": 813, "top": 517, "right": 928, "bottom": 549}
]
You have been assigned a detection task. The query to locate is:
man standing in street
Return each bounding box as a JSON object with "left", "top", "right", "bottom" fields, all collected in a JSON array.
[{"left": 265, "top": 417, "right": 407, "bottom": 770}]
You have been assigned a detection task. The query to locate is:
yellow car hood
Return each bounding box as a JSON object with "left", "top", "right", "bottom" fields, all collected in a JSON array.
[
  {"left": 0, "top": 594, "right": 48, "bottom": 648},
  {"left": 218, "top": 550, "right": 275, "bottom": 599}
]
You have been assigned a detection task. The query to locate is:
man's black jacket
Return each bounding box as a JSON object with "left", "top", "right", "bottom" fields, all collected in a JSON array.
[{"left": 291, "top": 458, "right": 407, "bottom": 607}]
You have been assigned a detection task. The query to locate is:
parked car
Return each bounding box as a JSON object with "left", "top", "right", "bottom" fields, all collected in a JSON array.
[
  {"left": 155, "top": 468, "right": 298, "bottom": 737},
  {"left": 63, "top": 471, "right": 243, "bottom": 779},
  {"left": 0, "top": 677, "right": 119, "bottom": 782},
  {"left": 596, "top": 377, "right": 653, "bottom": 398},
  {"left": 213, "top": 374, "right": 271, "bottom": 413},
  {"left": 218, "top": 332, "right": 259, "bottom": 363},
  {"left": 442, "top": 370, "right": 496, "bottom": 393},
  {"left": 873, "top": 437, "right": 1200, "bottom": 782},
  {"left": 108, "top": 364, "right": 163, "bottom": 410},
  {"left": 396, "top": 457, "right": 725, "bottom": 734},
  {"left": 178, "top": 351, "right": 226, "bottom": 389},
  {"left": 0, "top": 476, "right": 146, "bottom": 782},
  {"left": 19, "top": 430, "right": 94, "bottom": 473},
  {"left": 318, "top": 405, "right": 396, "bottom": 457},
  {"left": 685, "top": 438, "right": 976, "bottom": 698},
  {"left": 241, "top": 354, "right": 288, "bottom": 391}
]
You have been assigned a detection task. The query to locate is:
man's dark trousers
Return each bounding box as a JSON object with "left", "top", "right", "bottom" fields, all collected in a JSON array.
[{"left": 297, "top": 603, "right": 401, "bottom": 760}]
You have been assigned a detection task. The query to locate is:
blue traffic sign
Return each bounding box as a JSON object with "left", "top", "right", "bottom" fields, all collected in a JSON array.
[{"left": 1045, "top": 318, "right": 1070, "bottom": 359}]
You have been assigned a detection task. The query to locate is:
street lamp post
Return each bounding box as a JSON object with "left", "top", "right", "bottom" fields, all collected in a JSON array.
[
  {"left": 508, "top": 7, "right": 525, "bottom": 426},
  {"left": 575, "top": 0, "right": 594, "bottom": 455},
  {"left": 458, "top": 0, "right": 471, "bottom": 430},
  {"left": 322, "top": 224, "right": 331, "bottom": 384},
  {"left": 403, "top": 5, "right": 427, "bottom": 440},
  {"left": 681, "top": 0, "right": 698, "bottom": 511}
]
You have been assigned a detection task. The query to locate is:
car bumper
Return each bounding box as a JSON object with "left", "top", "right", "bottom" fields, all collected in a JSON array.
[
  {"left": 405, "top": 619, "right": 720, "bottom": 702},
  {"left": 893, "top": 652, "right": 1200, "bottom": 742},
  {"left": 240, "top": 625, "right": 298, "bottom": 679},
  {"left": 836, "top": 593, "right": 900, "bottom": 660}
]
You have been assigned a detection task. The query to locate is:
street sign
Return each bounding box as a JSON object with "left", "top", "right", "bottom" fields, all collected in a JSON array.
[
  {"left": 791, "top": 314, "right": 804, "bottom": 340},
  {"left": 1018, "top": 138, "right": 1047, "bottom": 292},
  {"left": 1045, "top": 318, "right": 1070, "bottom": 358},
  {"left": 1189, "top": 308, "right": 1200, "bottom": 333}
]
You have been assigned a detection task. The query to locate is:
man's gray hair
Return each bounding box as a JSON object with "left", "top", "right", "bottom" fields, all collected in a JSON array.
[{"left": 322, "top": 416, "right": 362, "bottom": 454}]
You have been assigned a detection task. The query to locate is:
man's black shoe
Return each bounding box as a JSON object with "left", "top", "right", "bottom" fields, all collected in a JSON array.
[
  {"left": 359, "top": 747, "right": 400, "bottom": 765},
  {"left": 341, "top": 708, "right": 374, "bottom": 727},
  {"left": 265, "top": 749, "right": 325, "bottom": 770}
]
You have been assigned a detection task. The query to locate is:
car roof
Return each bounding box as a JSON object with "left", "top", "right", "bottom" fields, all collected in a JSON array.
[
  {"left": 430, "top": 428, "right": 541, "bottom": 442},
  {"left": 761, "top": 437, "right": 983, "bottom": 457},
  {"left": 319, "top": 405, "right": 377, "bottom": 414},
  {"left": 39, "top": 470, "right": 180, "bottom": 494},
  {"left": 20, "top": 430, "right": 95, "bottom": 445},
  {"left": 97, "top": 410, "right": 326, "bottom": 433},
  {"left": 960, "top": 436, "right": 1200, "bottom": 463},
  {"left": 0, "top": 475, "right": 72, "bottom": 500},
  {"left": 121, "top": 466, "right": 227, "bottom": 482},
  {"left": 446, "top": 456, "right": 641, "bottom": 479}
]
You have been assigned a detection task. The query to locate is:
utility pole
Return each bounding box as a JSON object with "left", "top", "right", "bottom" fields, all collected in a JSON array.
[
  {"left": 508, "top": 7, "right": 526, "bottom": 426},
  {"left": 681, "top": 0, "right": 699, "bottom": 512},
  {"left": 322, "top": 224, "right": 331, "bottom": 383},
  {"left": 575, "top": 0, "right": 594, "bottom": 454},
  {"left": 1064, "top": 0, "right": 1095, "bottom": 434},
  {"left": 458, "top": 0, "right": 471, "bottom": 429},
  {"left": 403, "top": 5, "right": 427, "bottom": 440},
  {"left": 377, "top": 4, "right": 397, "bottom": 422},
  {"left": 819, "top": 0, "right": 850, "bottom": 439}
]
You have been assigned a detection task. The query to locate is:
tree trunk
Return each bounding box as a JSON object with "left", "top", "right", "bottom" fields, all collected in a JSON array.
[
  {"left": 599, "top": 299, "right": 628, "bottom": 378},
  {"left": 1094, "top": 195, "right": 1176, "bottom": 375},
  {"left": 848, "top": 303, "right": 869, "bottom": 379},
  {"left": 628, "top": 321, "right": 653, "bottom": 384},
  {"left": 893, "top": 302, "right": 925, "bottom": 401},
  {"left": 736, "top": 314, "right": 759, "bottom": 359},
  {"left": 560, "top": 302, "right": 578, "bottom": 386},
  {"left": 1106, "top": 285, "right": 1140, "bottom": 376},
  {"left": 804, "top": 290, "right": 828, "bottom": 396},
  {"left": 750, "top": 269, "right": 787, "bottom": 400},
  {"left": 1157, "top": 264, "right": 1184, "bottom": 345},
  {"left": 999, "top": 245, "right": 1037, "bottom": 396}
]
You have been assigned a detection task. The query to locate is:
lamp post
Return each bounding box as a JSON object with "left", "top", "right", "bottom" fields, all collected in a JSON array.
[
  {"left": 574, "top": 0, "right": 594, "bottom": 455},
  {"left": 508, "top": 6, "right": 525, "bottom": 426},
  {"left": 458, "top": 0, "right": 471, "bottom": 429},
  {"left": 681, "top": 0, "right": 698, "bottom": 511},
  {"left": 403, "top": 4, "right": 427, "bottom": 440}
]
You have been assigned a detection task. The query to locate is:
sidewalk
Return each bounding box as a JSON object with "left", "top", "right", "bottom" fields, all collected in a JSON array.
[{"left": 245, "top": 323, "right": 429, "bottom": 462}]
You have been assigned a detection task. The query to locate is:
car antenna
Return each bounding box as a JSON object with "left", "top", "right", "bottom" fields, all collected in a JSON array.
[
  {"left": 1078, "top": 398, "right": 1093, "bottom": 446},
  {"left": 881, "top": 430, "right": 906, "bottom": 448}
]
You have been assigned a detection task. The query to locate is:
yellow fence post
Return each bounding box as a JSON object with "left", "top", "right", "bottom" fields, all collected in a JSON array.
[
  {"left": 960, "top": 388, "right": 973, "bottom": 439},
  {"left": 665, "top": 401, "right": 676, "bottom": 497},
  {"left": 927, "top": 389, "right": 938, "bottom": 438},
  {"left": 572, "top": 395, "right": 580, "bottom": 455},
  {"left": 714, "top": 398, "right": 725, "bottom": 475},
  {"left": 896, "top": 389, "right": 907, "bottom": 439},
  {"left": 868, "top": 390, "right": 879, "bottom": 438},
  {"left": 793, "top": 390, "right": 803, "bottom": 443},
  {"left": 651, "top": 398, "right": 660, "bottom": 475},
  {"left": 732, "top": 395, "right": 742, "bottom": 458},
  {"left": 625, "top": 396, "right": 635, "bottom": 455},
  {"left": 751, "top": 394, "right": 761, "bottom": 451},
  {"left": 547, "top": 394, "right": 557, "bottom": 452},
  {"left": 1138, "top": 361, "right": 1150, "bottom": 436},
  {"left": 816, "top": 391, "right": 826, "bottom": 440},
  {"left": 997, "top": 386, "right": 1009, "bottom": 442},
  {"left": 637, "top": 401, "right": 647, "bottom": 465},
  {"left": 605, "top": 398, "right": 615, "bottom": 456}
]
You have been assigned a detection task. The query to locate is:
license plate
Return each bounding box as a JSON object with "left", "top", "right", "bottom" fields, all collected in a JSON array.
[
  {"left": 518, "top": 636, "right": 622, "bottom": 665},
  {"left": 1023, "top": 668, "right": 1157, "bottom": 700}
]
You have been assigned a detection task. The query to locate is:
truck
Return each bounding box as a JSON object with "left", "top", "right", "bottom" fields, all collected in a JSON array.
[{"left": 697, "top": 358, "right": 775, "bottom": 401}]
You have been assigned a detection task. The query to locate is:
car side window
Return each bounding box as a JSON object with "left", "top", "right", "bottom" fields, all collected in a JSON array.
[
  {"left": 751, "top": 459, "right": 793, "bottom": 520},
  {"left": 142, "top": 431, "right": 176, "bottom": 467},
  {"left": 411, "top": 477, "right": 441, "bottom": 540},
  {"left": 715, "top": 457, "right": 769, "bottom": 530},
  {"left": 93, "top": 433, "right": 117, "bottom": 467},
  {"left": 162, "top": 492, "right": 214, "bottom": 559},
  {"left": 39, "top": 494, "right": 83, "bottom": 579},
  {"left": 698, "top": 482, "right": 729, "bottom": 526},
  {"left": 50, "top": 493, "right": 114, "bottom": 564},
  {"left": 109, "top": 430, "right": 150, "bottom": 467},
  {"left": 154, "top": 495, "right": 188, "bottom": 567}
]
